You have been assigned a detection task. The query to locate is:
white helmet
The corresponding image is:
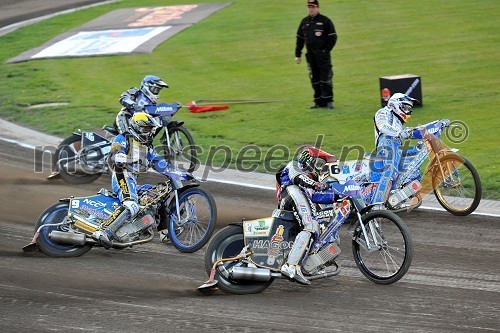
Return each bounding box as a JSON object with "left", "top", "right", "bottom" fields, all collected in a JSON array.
[{"left": 388, "top": 93, "right": 419, "bottom": 123}]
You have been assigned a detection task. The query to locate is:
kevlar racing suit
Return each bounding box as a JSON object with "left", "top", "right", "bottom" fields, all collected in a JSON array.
[
  {"left": 372, "top": 106, "right": 441, "bottom": 204},
  {"left": 115, "top": 88, "right": 157, "bottom": 135},
  {"left": 277, "top": 160, "right": 327, "bottom": 284},
  {"left": 94, "top": 134, "right": 177, "bottom": 247},
  {"left": 296, "top": 13, "right": 337, "bottom": 107}
]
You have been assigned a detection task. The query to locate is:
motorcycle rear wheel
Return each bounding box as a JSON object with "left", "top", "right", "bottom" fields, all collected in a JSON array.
[
  {"left": 352, "top": 210, "right": 413, "bottom": 284},
  {"left": 204, "top": 225, "right": 274, "bottom": 294},
  {"left": 55, "top": 134, "right": 102, "bottom": 184},
  {"left": 432, "top": 156, "right": 481, "bottom": 216},
  {"left": 35, "top": 202, "right": 92, "bottom": 257}
]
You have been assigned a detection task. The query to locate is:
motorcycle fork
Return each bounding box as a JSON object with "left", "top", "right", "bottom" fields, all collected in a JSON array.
[
  {"left": 173, "top": 189, "right": 182, "bottom": 222},
  {"left": 163, "top": 124, "right": 181, "bottom": 158},
  {"left": 164, "top": 127, "right": 172, "bottom": 155},
  {"left": 355, "top": 212, "right": 380, "bottom": 252}
]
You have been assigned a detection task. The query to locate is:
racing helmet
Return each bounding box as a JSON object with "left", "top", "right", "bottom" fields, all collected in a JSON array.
[
  {"left": 388, "top": 93, "right": 419, "bottom": 123},
  {"left": 129, "top": 112, "right": 161, "bottom": 144},
  {"left": 298, "top": 148, "right": 318, "bottom": 171},
  {"left": 140, "top": 75, "right": 168, "bottom": 104}
]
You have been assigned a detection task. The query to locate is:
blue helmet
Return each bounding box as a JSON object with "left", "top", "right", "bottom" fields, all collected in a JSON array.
[{"left": 140, "top": 75, "right": 168, "bottom": 104}]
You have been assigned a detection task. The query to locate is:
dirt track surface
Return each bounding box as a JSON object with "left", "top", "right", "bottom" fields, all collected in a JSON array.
[{"left": 1, "top": 137, "right": 499, "bottom": 333}]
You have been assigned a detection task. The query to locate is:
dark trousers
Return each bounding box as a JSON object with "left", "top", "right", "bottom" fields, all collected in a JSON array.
[{"left": 306, "top": 51, "right": 333, "bottom": 106}]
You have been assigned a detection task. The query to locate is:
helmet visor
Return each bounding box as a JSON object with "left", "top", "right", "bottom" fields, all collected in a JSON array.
[
  {"left": 137, "top": 125, "right": 153, "bottom": 134},
  {"left": 150, "top": 85, "right": 161, "bottom": 95},
  {"left": 401, "top": 103, "right": 412, "bottom": 114}
]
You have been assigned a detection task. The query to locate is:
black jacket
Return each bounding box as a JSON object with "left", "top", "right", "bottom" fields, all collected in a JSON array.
[{"left": 295, "top": 13, "right": 337, "bottom": 57}]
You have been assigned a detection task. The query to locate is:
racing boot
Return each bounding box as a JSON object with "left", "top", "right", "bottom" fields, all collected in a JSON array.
[
  {"left": 92, "top": 229, "right": 113, "bottom": 250},
  {"left": 92, "top": 201, "right": 138, "bottom": 249},
  {"left": 280, "top": 230, "right": 312, "bottom": 285}
]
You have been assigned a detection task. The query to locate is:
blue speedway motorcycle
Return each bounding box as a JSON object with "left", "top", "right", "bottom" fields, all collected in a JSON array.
[
  {"left": 24, "top": 169, "right": 216, "bottom": 257},
  {"left": 199, "top": 175, "right": 413, "bottom": 294},
  {"left": 49, "top": 103, "right": 197, "bottom": 184}
]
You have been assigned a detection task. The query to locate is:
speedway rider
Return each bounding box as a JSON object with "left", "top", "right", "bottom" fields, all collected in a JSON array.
[
  {"left": 277, "top": 147, "right": 329, "bottom": 285},
  {"left": 372, "top": 93, "right": 450, "bottom": 205},
  {"left": 92, "top": 112, "right": 180, "bottom": 248},
  {"left": 115, "top": 75, "right": 169, "bottom": 135}
]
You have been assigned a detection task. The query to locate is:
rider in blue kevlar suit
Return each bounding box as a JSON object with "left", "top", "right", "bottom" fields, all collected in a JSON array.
[
  {"left": 278, "top": 148, "right": 329, "bottom": 285},
  {"left": 93, "top": 112, "right": 179, "bottom": 248},
  {"left": 114, "top": 75, "right": 169, "bottom": 135},
  {"left": 371, "top": 93, "right": 450, "bottom": 205}
]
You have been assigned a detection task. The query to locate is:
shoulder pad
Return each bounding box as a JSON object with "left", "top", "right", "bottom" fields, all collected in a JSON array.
[{"left": 127, "top": 88, "right": 139, "bottom": 95}]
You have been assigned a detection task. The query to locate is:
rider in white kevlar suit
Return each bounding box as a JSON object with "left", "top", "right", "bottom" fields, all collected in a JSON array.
[
  {"left": 372, "top": 93, "right": 450, "bottom": 205},
  {"left": 277, "top": 148, "right": 329, "bottom": 285}
]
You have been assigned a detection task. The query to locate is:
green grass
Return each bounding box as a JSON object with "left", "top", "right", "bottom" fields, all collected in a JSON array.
[{"left": 0, "top": 0, "right": 499, "bottom": 198}]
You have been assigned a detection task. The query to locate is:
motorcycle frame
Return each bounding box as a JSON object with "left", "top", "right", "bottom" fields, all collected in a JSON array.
[{"left": 395, "top": 130, "right": 463, "bottom": 190}]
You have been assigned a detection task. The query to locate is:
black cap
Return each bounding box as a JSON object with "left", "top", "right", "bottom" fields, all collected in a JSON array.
[{"left": 307, "top": 0, "right": 319, "bottom": 7}]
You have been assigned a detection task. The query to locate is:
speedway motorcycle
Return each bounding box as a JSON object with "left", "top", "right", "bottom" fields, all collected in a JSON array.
[
  {"left": 199, "top": 177, "right": 413, "bottom": 294},
  {"left": 24, "top": 170, "right": 216, "bottom": 257},
  {"left": 48, "top": 103, "right": 197, "bottom": 184},
  {"left": 333, "top": 120, "right": 481, "bottom": 216}
]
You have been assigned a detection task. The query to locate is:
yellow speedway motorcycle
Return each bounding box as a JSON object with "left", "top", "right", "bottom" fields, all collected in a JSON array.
[{"left": 199, "top": 174, "right": 413, "bottom": 294}]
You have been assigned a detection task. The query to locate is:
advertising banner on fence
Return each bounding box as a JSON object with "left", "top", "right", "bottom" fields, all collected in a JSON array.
[{"left": 7, "top": 3, "right": 231, "bottom": 63}]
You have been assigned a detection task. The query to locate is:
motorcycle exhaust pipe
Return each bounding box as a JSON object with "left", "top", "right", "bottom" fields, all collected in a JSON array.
[
  {"left": 230, "top": 266, "right": 273, "bottom": 282},
  {"left": 49, "top": 231, "right": 89, "bottom": 246}
]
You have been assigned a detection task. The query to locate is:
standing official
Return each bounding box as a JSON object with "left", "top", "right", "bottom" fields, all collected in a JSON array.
[{"left": 295, "top": 0, "right": 337, "bottom": 109}]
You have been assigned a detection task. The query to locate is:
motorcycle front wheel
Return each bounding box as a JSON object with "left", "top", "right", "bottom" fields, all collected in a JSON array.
[
  {"left": 167, "top": 187, "right": 216, "bottom": 253},
  {"left": 35, "top": 202, "right": 92, "bottom": 257},
  {"left": 55, "top": 134, "right": 102, "bottom": 184},
  {"left": 352, "top": 210, "right": 413, "bottom": 284},
  {"left": 162, "top": 126, "right": 197, "bottom": 173},
  {"left": 204, "top": 225, "right": 274, "bottom": 294},
  {"left": 432, "top": 156, "right": 481, "bottom": 216}
]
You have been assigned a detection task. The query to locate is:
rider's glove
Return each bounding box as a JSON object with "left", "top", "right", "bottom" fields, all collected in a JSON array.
[
  {"left": 440, "top": 119, "right": 451, "bottom": 128},
  {"left": 114, "top": 153, "right": 127, "bottom": 166},
  {"left": 315, "top": 182, "right": 329, "bottom": 192},
  {"left": 175, "top": 102, "right": 183, "bottom": 109},
  {"left": 400, "top": 129, "right": 411, "bottom": 139},
  {"left": 133, "top": 103, "right": 143, "bottom": 112}
]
